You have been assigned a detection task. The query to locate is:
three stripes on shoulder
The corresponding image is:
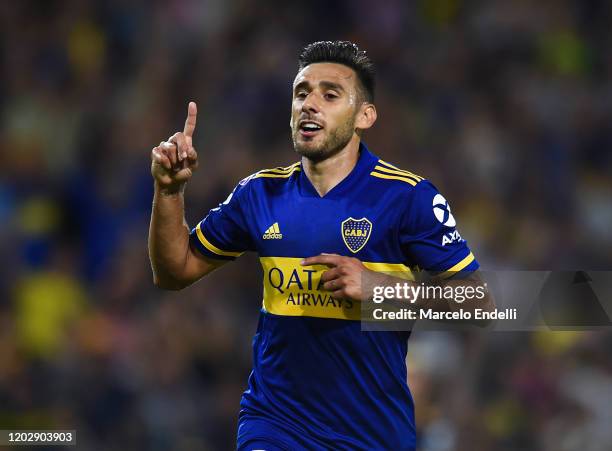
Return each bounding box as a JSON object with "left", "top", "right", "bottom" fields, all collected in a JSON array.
[{"left": 370, "top": 160, "right": 424, "bottom": 186}]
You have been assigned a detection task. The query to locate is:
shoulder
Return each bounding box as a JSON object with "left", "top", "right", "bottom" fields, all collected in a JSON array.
[
  {"left": 225, "top": 161, "right": 301, "bottom": 203},
  {"left": 368, "top": 159, "right": 449, "bottom": 212}
]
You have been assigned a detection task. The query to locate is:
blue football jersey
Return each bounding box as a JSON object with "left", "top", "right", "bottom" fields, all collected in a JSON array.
[{"left": 190, "top": 143, "right": 478, "bottom": 450}]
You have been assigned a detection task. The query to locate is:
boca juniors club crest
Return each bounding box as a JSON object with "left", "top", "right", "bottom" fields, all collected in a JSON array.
[{"left": 341, "top": 217, "right": 373, "bottom": 253}]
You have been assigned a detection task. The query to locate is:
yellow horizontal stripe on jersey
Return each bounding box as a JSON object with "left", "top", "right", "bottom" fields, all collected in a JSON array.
[
  {"left": 373, "top": 165, "right": 423, "bottom": 182},
  {"left": 260, "top": 257, "right": 414, "bottom": 320},
  {"left": 438, "top": 252, "right": 475, "bottom": 279},
  {"left": 362, "top": 262, "right": 415, "bottom": 280},
  {"left": 196, "top": 223, "right": 244, "bottom": 257},
  {"left": 253, "top": 167, "right": 301, "bottom": 179},
  {"left": 370, "top": 171, "right": 418, "bottom": 186}
]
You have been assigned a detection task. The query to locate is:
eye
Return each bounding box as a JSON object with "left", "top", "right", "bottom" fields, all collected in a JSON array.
[
  {"left": 324, "top": 92, "right": 339, "bottom": 100},
  {"left": 295, "top": 91, "right": 308, "bottom": 99}
]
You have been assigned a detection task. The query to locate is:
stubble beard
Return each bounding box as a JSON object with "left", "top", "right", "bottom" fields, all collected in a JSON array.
[{"left": 292, "top": 118, "right": 356, "bottom": 163}]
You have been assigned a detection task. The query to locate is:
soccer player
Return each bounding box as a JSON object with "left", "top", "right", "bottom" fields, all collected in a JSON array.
[{"left": 149, "top": 41, "right": 492, "bottom": 450}]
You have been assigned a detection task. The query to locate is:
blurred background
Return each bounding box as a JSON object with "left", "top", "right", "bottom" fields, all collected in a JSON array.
[{"left": 1, "top": 0, "right": 611, "bottom": 450}]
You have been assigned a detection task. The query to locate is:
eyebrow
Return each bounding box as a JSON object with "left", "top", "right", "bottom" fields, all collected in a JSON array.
[{"left": 293, "top": 80, "right": 346, "bottom": 93}]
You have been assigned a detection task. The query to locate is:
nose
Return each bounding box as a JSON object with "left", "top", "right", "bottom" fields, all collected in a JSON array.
[{"left": 301, "top": 92, "right": 320, "bottom": 114}]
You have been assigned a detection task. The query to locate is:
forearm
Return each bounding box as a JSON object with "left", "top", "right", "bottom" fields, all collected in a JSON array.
[{"left": 148, "top": 183, "right": 191, "bottom": 288}]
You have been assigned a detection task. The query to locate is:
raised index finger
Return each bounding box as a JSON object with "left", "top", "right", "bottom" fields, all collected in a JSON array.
[{"left": 183, "top": 101, "right": 197, "bottom": 138}]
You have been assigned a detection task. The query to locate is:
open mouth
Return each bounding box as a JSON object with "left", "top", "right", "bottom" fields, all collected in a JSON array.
[{"left": 299, "top": 121, "right": 323, "bottom": 137}]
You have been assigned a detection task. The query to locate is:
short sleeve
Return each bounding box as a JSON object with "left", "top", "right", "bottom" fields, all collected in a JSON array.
[
  {"left": 189, "top": 177, "right": 254, "bottom": 261},
  {"left": 399, "top": 181, "right": 479, "bottom": 277}
]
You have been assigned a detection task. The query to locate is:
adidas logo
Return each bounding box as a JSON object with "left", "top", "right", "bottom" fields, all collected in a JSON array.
[{"left": 263, "top": 222, "right": 283, "bottom": 240}]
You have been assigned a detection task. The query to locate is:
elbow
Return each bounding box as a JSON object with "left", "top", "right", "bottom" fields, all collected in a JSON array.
[
  {"left": 150, "top": 259, "right": 191, "bottom": 290},
  {"left": 152, "top": 273, "right": 190, "bottom": 291}
]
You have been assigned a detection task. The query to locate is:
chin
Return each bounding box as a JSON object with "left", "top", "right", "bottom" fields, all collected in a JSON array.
[
  {"left": 294, "top": 141, "right": 328, "bottom": 161},
  {"left": 295, "top": 148, "right": 325, "bottom": 162},
  {"left": 292, "top": 128, "right": 353, "bottom": 162}
]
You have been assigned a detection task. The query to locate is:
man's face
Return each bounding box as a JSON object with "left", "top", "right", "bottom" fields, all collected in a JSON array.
[{"left": 290, "top": 62, "right": 362, "bottom": 160}]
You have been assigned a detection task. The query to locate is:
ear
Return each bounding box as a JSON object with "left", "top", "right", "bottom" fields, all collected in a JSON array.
[{"left": 355, "top": 103, "right": 377, "bottom": 131}]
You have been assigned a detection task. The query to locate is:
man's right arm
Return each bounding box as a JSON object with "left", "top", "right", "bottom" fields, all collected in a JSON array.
[
  {"left": 148, "top": 101, "right": 224, "bottom": 290},
  {"left": 149, "top": 185, "right": 224, "bottom": 290}
]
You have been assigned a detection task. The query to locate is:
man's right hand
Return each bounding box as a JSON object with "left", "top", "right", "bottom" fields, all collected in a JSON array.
[{"left": 151, "top": 101, "right": 199, "bottom": 193}]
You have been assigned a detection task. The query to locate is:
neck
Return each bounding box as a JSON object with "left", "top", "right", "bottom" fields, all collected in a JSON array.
[{"left": 301, "top": 135, "right": 361, "bottom": 197}]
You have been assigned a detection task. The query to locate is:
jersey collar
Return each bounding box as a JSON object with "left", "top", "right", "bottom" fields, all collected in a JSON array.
[{"left": 298, "top": 142, "right": 378, "bottom": 199}]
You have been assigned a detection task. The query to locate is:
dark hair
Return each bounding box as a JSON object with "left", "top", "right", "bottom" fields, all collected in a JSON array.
[{"left": 298, "top": 40, "right": 375, "bottom": 102}]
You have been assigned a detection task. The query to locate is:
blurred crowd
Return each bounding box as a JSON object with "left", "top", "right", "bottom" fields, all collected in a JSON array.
[{"left": 1, "top": 0, "right": 611, "bottom": 450}]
